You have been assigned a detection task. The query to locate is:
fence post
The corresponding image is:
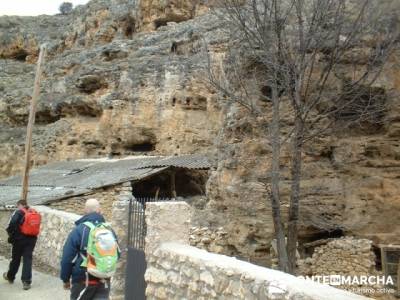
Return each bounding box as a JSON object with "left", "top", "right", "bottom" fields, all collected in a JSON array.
[{"left": 110, "top": 182, "right": 132, "bottom": 300}]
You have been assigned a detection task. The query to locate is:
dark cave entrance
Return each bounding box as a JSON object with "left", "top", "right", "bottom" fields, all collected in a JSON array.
[
  {"left": 12, "top": 50, "right": 29, "bottom": 61},
  {"left": 298, "top": 228, "right": 345, "bottom": 257},
  {"left": 131, "top": 168, "right": 208, "bottom": 199},
  {"left": 125, "top": 142, "right": 156, "bottom": 152}
]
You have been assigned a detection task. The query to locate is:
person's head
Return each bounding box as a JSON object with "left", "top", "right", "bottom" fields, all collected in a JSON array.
[
  {"left": 16, "top": 200, "right": 28, "bottom": 209},
  {"left": 84, "top": 198, "right": 100, "bottom": 214}
]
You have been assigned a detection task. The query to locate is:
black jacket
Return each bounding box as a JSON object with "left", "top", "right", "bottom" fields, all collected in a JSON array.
[
  {"left": 60, "top": 212, "right": 106, "bottom": 283},
  {"left": 6, "top": 208, "right": 37, "bottom": 243}
]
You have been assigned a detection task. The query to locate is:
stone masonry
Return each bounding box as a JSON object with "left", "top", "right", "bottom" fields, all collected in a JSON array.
[
  {"left": 48, "top": 183, "right": 129, "bottom": 220},
  {"left": 189, "top": 226, "right": 229, "bottom": 254},
  {"left": 307, "top": 237, "right": 375, "bottom": 276},
  {"left": 145, "top": 201, "right": 192, "bottom": 254},
  {"left": 0, "top": 210, "right": 13, "bottom": 256},
  {"left": 298, "top": 237, "right": 380, "bottom": 298},
  {"left": 33, "top": 206, "right": 80, "bottom": 272},
  {"left": 109, "top": 182, "right": 132, "bottom": 300},
  {"left": 144, "top": 202, "right": 370, "bottom": 300},
  {"left": 0, "top": 183, "right": 132, "bottom": 296},
  {"left": 145, "top": 243, "right": 372, "bottom": 300}
]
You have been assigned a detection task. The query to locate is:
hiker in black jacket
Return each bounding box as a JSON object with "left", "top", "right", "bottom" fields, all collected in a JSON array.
[{"left": 3, "top": 200, "right": 38, "bottom": 290}]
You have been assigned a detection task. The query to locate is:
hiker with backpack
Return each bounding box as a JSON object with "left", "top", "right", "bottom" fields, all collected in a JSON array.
[
  {"left": 60, "top": 198, "right": 119, "bottom": 300},
  {"left": 3, "top": 199, "right": 41, "bottom": 290}
]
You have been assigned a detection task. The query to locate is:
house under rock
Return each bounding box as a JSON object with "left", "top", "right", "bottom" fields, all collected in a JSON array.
[{"left": 0, "top": 154, "right": 212, "bottom": 219}]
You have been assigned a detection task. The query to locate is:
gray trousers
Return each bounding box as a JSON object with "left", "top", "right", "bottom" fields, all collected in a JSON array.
[{"left": 70, "top": 281, "right": 110, "bottom": 300}]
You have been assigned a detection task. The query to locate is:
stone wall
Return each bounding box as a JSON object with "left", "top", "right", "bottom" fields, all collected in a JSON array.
[
  {"left": 0, "top": 206, "right": 80, "bottom": 272},
  {"left": 0, "top": 210, "right": 12, "bottom": 256},
  {"left": 1, "top": 199, "right": 129, "bottom": 297},
  {"left": 145, "top": 242, "right": 371, "bottom": 300},
  {"left": 48, "top": 183, "right": 131, "bottom": 220},
  {"left": 144, "top": 201, "right": 369, "bottom": 300},
  {"left": 0, "top": 207, "right": 79, "bottom": 270},
  {"left": 300, "top": 237, "right": 376, "bottom": 277},
  {"left": 34, "top": 206, "right": 81, "bottom": 272},
  {"left": 298, "top": 237, "right": 380, "bottom": 297},
  {"left": 145, "top": 201, "right": 191, "bottom": 254},
  {"left": 189, "top": 226, "right": 230, "bottom": 254},
  {"left": 109, "top": 186, "right": 131, "bottom": 300}
]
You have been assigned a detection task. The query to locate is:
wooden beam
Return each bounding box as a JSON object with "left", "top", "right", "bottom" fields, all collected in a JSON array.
[
  {"left": 20, "top": 45, "right": 47, "bottom": 203},
  {"left": 170, "top": 170, "right": 177, "bottom": 199},
  {"left": 397, "top": 261, "right": 400, "bottom": 295}
]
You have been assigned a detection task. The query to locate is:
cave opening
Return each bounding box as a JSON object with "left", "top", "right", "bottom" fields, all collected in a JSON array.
[
  {"left": 131, "top": 168, "right": 208, "bottom": 199},
  {"left": 125, "top": 142, "right": 156, "bottom": 152},
  {"left": 125, "top": 25, "right": 134, "bottom": 37},
  {"left": 76, "top": 75, "right": 107, "bottom": 94},
  {"left": 154, "top": 19, "right": 168, "bottom": 29},
  {"left": 35, "top": 111, "right": 61, "bottom": 125},
  {"left": 171, "top": 41, "right": 178, "bottom": 53},
  {"left": 11, "top": 49, "right": 29, "bottom": 61},
  {"left": 299, "top": 228, "right": 345, "bottom": 257}
]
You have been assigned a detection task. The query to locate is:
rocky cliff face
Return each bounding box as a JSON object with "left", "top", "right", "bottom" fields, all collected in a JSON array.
[
  {"left": 0, "top": 0, "right": 222, "bottom": 177},
  {"left": 204, "top": 53, "right": 400, "bottom": 265},
  {"left": 0, "top": 0, "right": 399, "bottom": 267}
]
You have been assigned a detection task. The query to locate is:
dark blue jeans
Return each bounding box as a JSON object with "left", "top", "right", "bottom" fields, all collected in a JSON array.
[
  {"left": 7, "top": 237, "right": 37, "bottom": 283},
  {"left": 70, "top": 281, "right": 110, "bottom": 300}
]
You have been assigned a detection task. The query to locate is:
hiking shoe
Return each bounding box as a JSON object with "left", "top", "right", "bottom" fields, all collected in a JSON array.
[
  {"left": 22, "top": 282, "right": 31, "bottom": 290},
  {"left": 3, "top": 272, "right": 13, "bottom": 284}
]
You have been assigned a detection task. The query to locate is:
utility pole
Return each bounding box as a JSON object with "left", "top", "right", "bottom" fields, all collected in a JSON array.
[{"left": 20, "top": 44, "right": 47, "bottom": 203}]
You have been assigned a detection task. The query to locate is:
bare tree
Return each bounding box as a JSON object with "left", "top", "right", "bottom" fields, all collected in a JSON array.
[
  {"left": 59, "top": 2, "right": 73, "bottom": 15},
  {"left": 206, "top": 0, "right": 399, "bottom": 273}
]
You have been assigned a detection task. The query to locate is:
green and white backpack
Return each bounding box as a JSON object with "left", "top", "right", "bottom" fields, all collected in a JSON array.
[{"left": 80, "top": 222, "right": 120, "bottom": 278}]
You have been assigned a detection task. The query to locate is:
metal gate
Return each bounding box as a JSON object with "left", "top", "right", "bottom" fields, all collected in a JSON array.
[{"left": 125, "top": 198, "right": 171, "bottom": 300}]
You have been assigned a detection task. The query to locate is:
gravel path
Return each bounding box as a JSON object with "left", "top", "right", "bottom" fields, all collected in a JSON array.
[{"left": 0, "top": 256, "right": 69, "bottom": 300}]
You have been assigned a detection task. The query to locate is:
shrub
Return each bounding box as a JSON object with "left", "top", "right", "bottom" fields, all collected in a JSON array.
[{"left": 59, "top": 2, "right": 73, "bottom": 15}]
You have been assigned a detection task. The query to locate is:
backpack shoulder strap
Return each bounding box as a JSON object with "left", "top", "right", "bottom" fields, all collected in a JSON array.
[
  {"left": 83, "top": 221, "right": 96, "bottom": 230},
  {"left": 77, "top": 222, "right": 95, "bottom": 266}
]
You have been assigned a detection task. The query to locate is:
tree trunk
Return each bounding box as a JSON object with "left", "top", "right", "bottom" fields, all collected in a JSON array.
[
  {"left": 269, "top": 84, "right": 289, "bottom": 273},
  {"left": 287, "top": 114, "right": 304, "bottom": 274}
]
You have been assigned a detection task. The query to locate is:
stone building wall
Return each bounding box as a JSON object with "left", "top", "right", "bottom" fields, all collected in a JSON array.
[
  {"left": 297, "top": 237, "right": 383, "bottom": 298},
  {"left": 145, "top": 242, "right": 371, "bottom": 300},
  {"left": 34, "top": 206, "right": 81, "bottom": 272},
  {"left": 0, "top": 210, "right": 12, "bottom": 256},
  {"left": 48, "top": 183, "right": 129, "bottom": 220},
  {"left": 301, "top": 237, "right": 376, "bottom": 276}
]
